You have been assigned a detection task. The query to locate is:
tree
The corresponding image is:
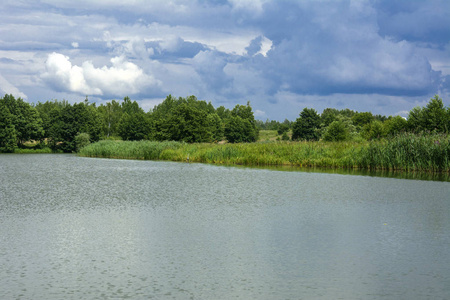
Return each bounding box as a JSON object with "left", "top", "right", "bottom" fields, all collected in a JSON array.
[
  {"left": 121, "top": 96, "right": 144, "bottom": 115},
  {"left": 0, "top": 102, "right": 17, "bottom": 152},
  {"left": 207, "top": 113, "right": 224, "bottom": 142},
  {"left": 1, "top": 94, "right": 44, "bottom": 146},
  {"left": 224, "top": 116, "right": 250, "bottom": 143},
  {"left": 98, "top": 100, "right": 122, "bottom": 138},
  {"left": 216, "top": 106, "right": 231, "bottom": 120},
  {"left": 321, "top": 108, "right": 339, "bottom": 127},
  {"left": 151, "top": 94, "right": 177, "bottom": 121},
  {"left": 35, "top": 100, "right": 65, "bottom": 137},
  {"left": 277, "top": 123, "right": 289, "bottom": 135},
  {"left": 423, "top": 95, "right": 447, "bottom": 132},
  {"left": 362, "top": 120, "right": 385, "bottom": 140},
  {"left": 383, "top": 116, "right": 407, "bottom": 136},
  {"left": 406, "top": 95, "right": 448, "bottom": 133},
  {"left": 156, "top": 103, "right": 212, "bottom": 142},
  {"left": 46, "top": 101, "right": 102, "bottom": 152},
  {"left": 292, "top": 108, "right": 320, "bottom": 141},
  {"left": 323, "top": 120, "right": 349, "bottom": 141},
  {"left": 352, "top": 112, "right": 374, "bottom": 129},
  {"left": 224, "top": 102, "right": 258, "bottom": 143},
  {"left": 118, "top": 112, "right": 151, "bottom": 141},
  {"left": 74, "top": 132, "right": 90, "bottom": 152},
  {"left": 407, "top": 106, "right": 425, "bottom": 132}
]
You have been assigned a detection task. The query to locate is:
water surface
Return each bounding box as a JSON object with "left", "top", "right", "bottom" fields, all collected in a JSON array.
[{"left": 1, "top": 154, "right": 449, "bottom": 299}]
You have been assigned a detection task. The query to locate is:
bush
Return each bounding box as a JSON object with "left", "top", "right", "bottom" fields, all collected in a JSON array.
[{"left": 75, "top": 132, "right": 91, "bottom": 152}]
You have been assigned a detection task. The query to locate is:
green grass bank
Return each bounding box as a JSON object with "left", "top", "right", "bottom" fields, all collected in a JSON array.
[{"left": 79, "top": 133, "right": 450, "bottom": 173}]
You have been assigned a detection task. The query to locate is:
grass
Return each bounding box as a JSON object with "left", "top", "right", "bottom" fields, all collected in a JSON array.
[
  {"left": 79, "top": 132, "right": 450, "bottom": 173},
  {"left": 13, "top": 147, "right": 54, "bottom": 154},
  {"left": 258, "top": 130, "right": 279, "bottom": 141},
  {"left": 258, "top": 130, "right": 292, "bottom": 141},
  {"left": 357, "top": 132, "right": 450, "bottom": 172}
]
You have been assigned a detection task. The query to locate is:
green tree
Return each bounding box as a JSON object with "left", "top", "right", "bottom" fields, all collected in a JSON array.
[
  {"left": 74, "top": 132, "right": 90, "bottom": 152},
  {"left": 98, "top": 100, "right": 122, "bottom": 138},
  {"left": 1, "top": 94, "right": 44, "bottom": 146},
  {"left": 362, "top": 120, "right": 385, "bottom": 140},
  {"left": 216, "top": 106, "right": 231, "bottom": 120},
  {"left": 118, "top": 112, "right": 151, "bottom": 141},
  {"left": 406, "top": 95, "right": 448, "bottom": 133},
  {"left": 422, "top": 95, "right": 447, "bottom": 132},
  {"left": 292, "top": 108, "right": 320, "bottom": 141},
  {"left": 407, "top": 106, "right": 425, "bottom": 132},
  {"left": 352, "top": 112, "right": 374, "bottom": 129},
  {"left": 277, "top": 123, "right": 289, "bottom": 135},
  {"left": 207, "top": 113, "right": 224, "bottom": 142},
  {"left": 383, "top": 116, "right": 407, "bottom": 136},
  {"left": 35, "top": 99, "right": 68, "bottom": 138},
  {"left": 323, "top": 120, "right": 349, "bottom": 141},
  {"left": 224, "top": 116, "right": 252, "bottom": 143},
  {"left": 224, "top": 102, "right": 258, "bottom": 143},
  {"left": 151, "top": 95, "right": 177, "bottom": 121},
  {"left": 47, "top": 101, "right": 102, "bottom": 152},
  {"left": 0, "top": 102, "right": 17, "bottom": 152},
  {"left": 339, "top": 108, "right": 355, "bottom": 118},
  {"left": 157, "top": 103, "right": 211, "bottom": 142},
  {"left": 121, "top": 96, "right": 144, "bottom": 115},
  {"left": 321, "top": 108, "right": 340, "bottom": 127}
]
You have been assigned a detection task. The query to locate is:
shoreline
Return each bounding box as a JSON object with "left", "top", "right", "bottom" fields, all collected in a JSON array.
[{"left": 78, "top": 133, "right": 450, "bottom": 174}]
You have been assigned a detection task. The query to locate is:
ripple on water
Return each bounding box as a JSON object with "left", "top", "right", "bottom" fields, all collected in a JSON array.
[{"left": 1, "top": 154, "right": 449, "bottom": 299}]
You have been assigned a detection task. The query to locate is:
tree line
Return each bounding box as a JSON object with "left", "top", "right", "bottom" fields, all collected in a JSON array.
[
  {"left": 290, "top": 95, "right": 449, "bottom": 142},
  {"left": 0, "top": 93, "right": 448, "bottom": 153},
  {"left": 0, "top": 94, "right": 258, "bottom": 152}
]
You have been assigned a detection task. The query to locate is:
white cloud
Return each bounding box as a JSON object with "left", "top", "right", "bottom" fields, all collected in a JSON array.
[
  {"left": 254, "top": 109, "right": 266, "bottom": 117},
  {"left": 41, "top": 52, "right": 161, "bottom": 96},
  {"left": 0, "top": 73, "right": 28, "bottom": 99},
  {"left": 1, "top": 0, "right": 448, "bottom": 120},
  {"left": 257, "top": 36, "right": 272, "bottom": 57}
]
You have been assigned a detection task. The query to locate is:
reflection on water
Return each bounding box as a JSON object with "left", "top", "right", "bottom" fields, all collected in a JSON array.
[
  {"left": 1, "top": 154, "right": 449, "bottom": 299},
  {"left": 237, "top": 164, "right": 450, "bottom": 182}
]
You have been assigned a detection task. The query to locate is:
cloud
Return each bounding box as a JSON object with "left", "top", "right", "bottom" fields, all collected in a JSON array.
[
  {"left": 375, "top": 0, "right": 450, "bottom": 45},
  {"left": 0, "top": 73, "right": 28, "bottom": 99},
  {"left": 41, "top": 52, "right": 161, "bottom": 97},
  {"left": 1, "top": 0, "right": 449, "bottom": 120},
  {"left": 239, "top": 1, "right": 444, "bottom": 97},
  {"left": 192, "top": 50, "right": 232, "bottom": 92},
  {"left": 254, "top": 109, "right": 265, "bottom": 117}
]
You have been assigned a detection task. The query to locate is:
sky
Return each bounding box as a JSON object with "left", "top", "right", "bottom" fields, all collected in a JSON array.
[{"left": 1, "top": 0, "right": 449, "bottom": 121}]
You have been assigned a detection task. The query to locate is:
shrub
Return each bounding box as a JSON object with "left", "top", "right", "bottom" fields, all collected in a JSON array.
[{"left": 75, "top": 132, "right": 91, "bottom": 152}]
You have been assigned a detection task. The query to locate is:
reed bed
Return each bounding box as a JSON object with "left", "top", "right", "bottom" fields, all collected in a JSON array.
[
  {"left": 79, "top": 133, "right": 450, "bottom": 173},
  {"left": 358, "top": 132, "right": 450, "bottom": 172},
  {"left": 79, "top": 140, "right": 363, "bottom": 168}
]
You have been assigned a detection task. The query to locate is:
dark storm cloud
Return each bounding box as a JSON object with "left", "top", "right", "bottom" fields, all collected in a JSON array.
[
  {"left": 374, "top": 0, "right": 450, "bottom": 46},
  {"left": 238, "top": 1, "right": 444, "bottom": 97}
]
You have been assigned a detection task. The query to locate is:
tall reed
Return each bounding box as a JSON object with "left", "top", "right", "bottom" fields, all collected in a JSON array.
[
  {"left": 357, "top": 132, "right": 450, "bottom": 172},
  {"left": 79, "top": 133, "right": 450, "bottom": 173}
]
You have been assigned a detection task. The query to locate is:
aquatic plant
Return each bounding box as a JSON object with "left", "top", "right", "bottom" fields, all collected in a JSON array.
[{"left": 79, "top": 132, "right": 450, "bottom": 173}]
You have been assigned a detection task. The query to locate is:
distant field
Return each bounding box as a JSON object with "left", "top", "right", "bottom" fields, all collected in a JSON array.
[{"left": 258, "top": 130, "right": 291, "bottom": 141}]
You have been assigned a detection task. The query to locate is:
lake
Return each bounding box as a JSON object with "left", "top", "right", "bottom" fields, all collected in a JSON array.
[{"left": 1, "top": 154, "right": 449, "bottom": 299}]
